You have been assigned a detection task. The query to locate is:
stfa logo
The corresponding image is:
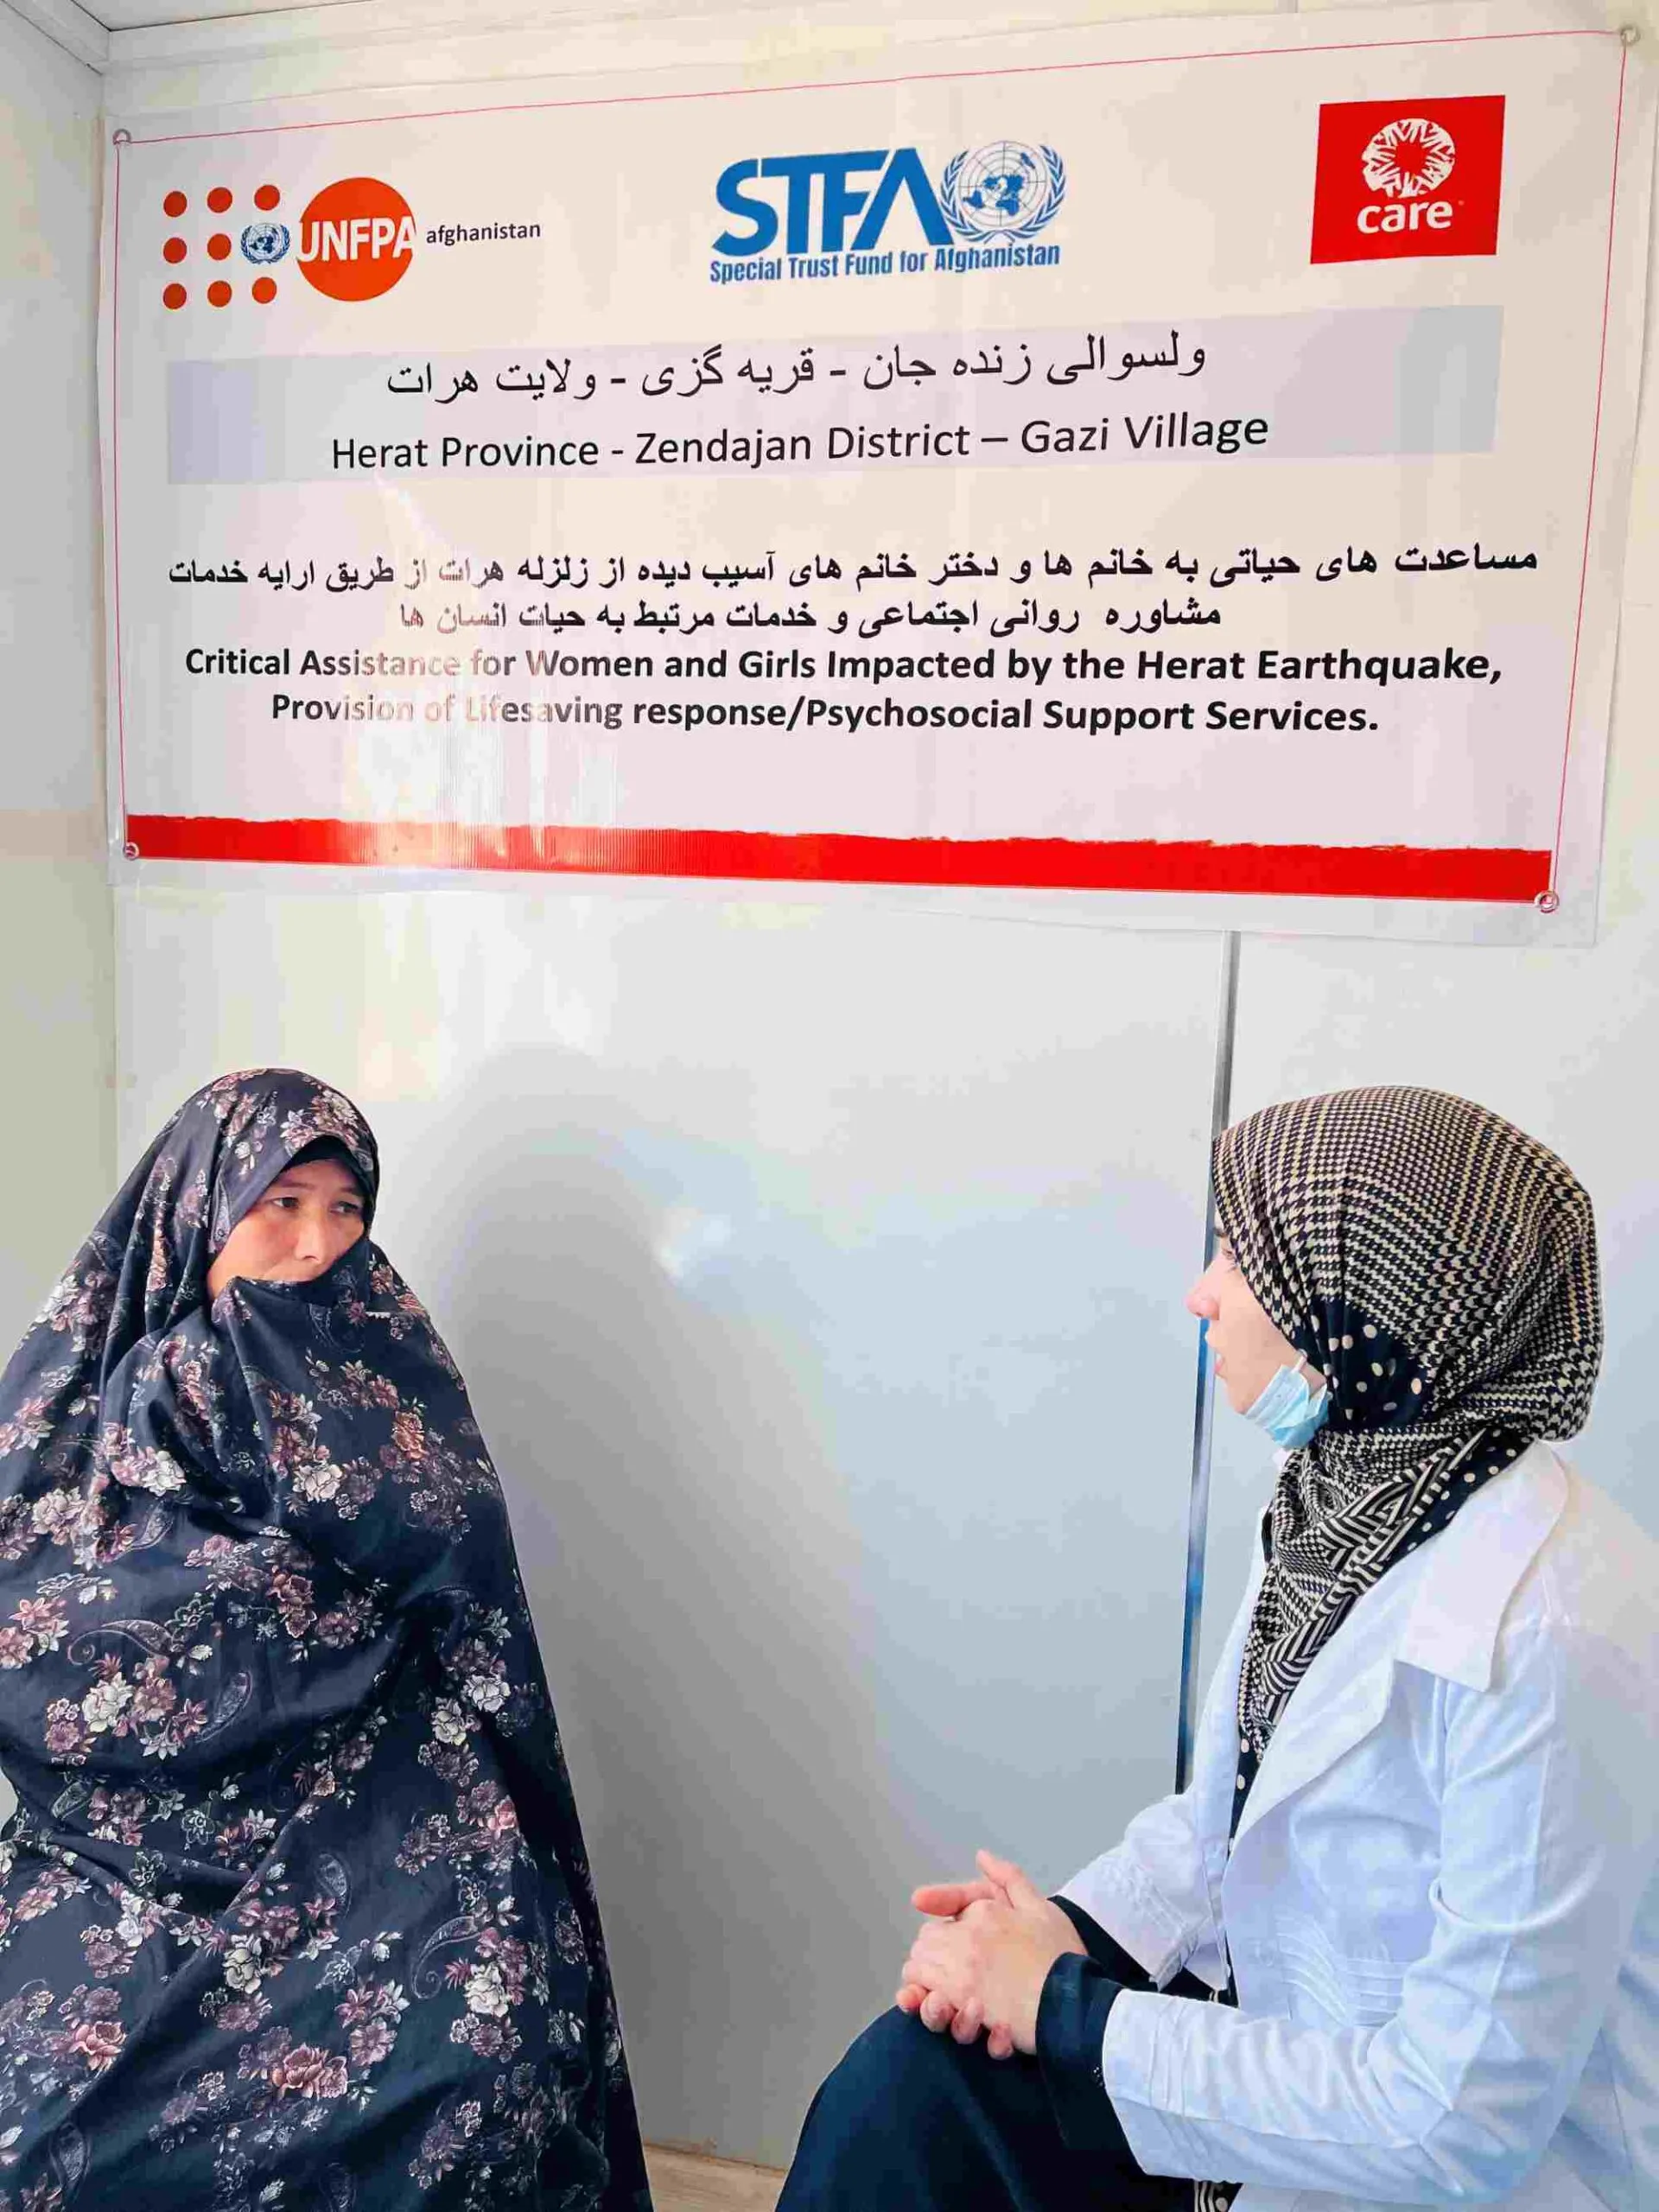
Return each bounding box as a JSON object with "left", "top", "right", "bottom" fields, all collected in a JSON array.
[
  {"left": 713, "top": 143, "right": 1065, "bottom": 257},
  {"left": 1310, "top": 96, "right": 1504, "bottom": 264}
]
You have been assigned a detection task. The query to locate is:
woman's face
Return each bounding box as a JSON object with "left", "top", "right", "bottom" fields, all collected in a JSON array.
[
  {"left": 207, "top": 1157, "right": 368, "bottom": 1300},
  {"left": 1185, "top": 1231, "right": 1308, "bottom": 1414}
]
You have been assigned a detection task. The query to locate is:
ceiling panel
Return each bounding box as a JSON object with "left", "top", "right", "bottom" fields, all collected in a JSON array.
[
  {"left": 96, "top": 0, "right": 349, "bottom": 22},
  {"left": 92, "top": 0, "right": 707, "bottom": 24}
]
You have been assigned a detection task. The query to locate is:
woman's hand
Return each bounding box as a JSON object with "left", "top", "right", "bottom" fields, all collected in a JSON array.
[
  {"left": 895, "top": 1850, "right": 1086, "bottom": 2060},
  {"left": 896, "top": 1872, "right": 1003, "bottom": 2050}
]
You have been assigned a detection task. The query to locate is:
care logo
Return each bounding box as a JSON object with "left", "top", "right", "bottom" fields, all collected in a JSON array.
[
  {"left": 1311, "top": 96, "right": 1504, "bottom": 264},
  {"left": 1361, "top": 117, "right": 1456, "bottom": 200}
]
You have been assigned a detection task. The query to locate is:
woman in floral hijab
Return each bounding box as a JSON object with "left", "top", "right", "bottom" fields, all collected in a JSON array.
[{"left": 0, "top": 1071, "right": 651, "bottom": 2212}]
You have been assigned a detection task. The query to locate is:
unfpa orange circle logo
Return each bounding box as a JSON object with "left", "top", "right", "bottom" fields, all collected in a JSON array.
[
  {"left": 158, "top": 175, "right": 416, "bottom": 309},
  {"left": 296, "top": 177, "right": 416, "bottom": 300}
]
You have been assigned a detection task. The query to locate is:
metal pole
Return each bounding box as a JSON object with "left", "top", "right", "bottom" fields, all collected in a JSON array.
[{"left": 1173, "top": 931, "right": 1241, "bottom": 1795}]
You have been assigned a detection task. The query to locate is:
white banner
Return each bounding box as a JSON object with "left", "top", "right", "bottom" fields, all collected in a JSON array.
[{"left": 101, "top": 3, "right": 1654, "bottom": 938}]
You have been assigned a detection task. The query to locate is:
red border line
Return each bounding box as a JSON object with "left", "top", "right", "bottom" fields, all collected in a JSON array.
[
  {"left": 126, "top": 817, "right": 1550, "bottom": 903},
  {"left": 120, "top": 27, "right": 1614, "bottom": 145},
  {"left": 111, "top": 139, "right": 130, "bottom": 846},
  {"left": 1551, "top": 41, "right": 1629, "bottom": 899}
]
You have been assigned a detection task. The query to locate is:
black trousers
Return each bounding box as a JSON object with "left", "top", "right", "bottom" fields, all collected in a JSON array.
[{"left": 776, "top": 1915, "right": 1203, "bottom": 2212}]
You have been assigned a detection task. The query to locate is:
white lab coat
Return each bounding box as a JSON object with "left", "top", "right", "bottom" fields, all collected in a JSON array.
[{"left": 1060, "top": 1443, "right": 1659, "bottom": 2210}]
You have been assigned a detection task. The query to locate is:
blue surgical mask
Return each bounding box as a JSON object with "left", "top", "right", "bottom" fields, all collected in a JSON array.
[{"left": 1243, "top": 1360, "right": 1329, "bottom": 1452}]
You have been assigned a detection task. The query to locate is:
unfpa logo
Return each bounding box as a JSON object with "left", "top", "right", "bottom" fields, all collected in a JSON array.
[
  {"left": 294, "top": 177, "right": 416, "bottom": 299},
  {"left": 156, "top": 174, "right": 415, "bottom": 310},
  {"left": 158, "top": 181, "right": 284, "bottom": 310},
  {"left": 240, "top": 219, "right": 290, "bottom": 266},
  {"left": 1311, "top": 96, "right": 1503, "bottom": 264}
]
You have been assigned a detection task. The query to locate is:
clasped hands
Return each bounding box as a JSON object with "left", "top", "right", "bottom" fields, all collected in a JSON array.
[{"left": 896, "top": 1848, "right": 1087, "bottom": 2060}]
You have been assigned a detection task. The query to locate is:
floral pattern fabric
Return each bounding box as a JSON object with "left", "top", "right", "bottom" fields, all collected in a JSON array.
[{"left": 0, "top": 1071, "right": 652, "bottom": 2212}]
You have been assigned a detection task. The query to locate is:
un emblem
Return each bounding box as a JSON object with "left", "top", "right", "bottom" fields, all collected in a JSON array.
[
  {"left": 240, "top": 219, "right": 291, "bottom": 266},
  {"left": 938, "top": 143, "right": 1065, "bottom": 241}
]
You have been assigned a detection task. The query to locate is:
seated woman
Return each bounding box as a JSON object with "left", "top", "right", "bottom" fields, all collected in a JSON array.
[
  {"left": 779, "top": 1084, "right": 1659, "bottom": 2212},
  {"left": 0, "top": 1070, "right": 652, "bottom": 2210}
]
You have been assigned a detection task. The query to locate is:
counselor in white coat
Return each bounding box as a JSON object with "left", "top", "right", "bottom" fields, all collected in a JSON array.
[{"left": 777, "top": 1085, "right": 1659, "bottom": 2212}]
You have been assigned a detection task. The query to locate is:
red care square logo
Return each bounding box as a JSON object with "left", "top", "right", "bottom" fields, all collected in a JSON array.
[{"left": 1310, "top": 96, "right": 1505, "bottom": 264}]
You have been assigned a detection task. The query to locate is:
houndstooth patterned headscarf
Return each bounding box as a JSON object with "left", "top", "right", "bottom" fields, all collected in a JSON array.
[
  {"left": 1192, "top": 1087, "right": 1600, "bottom": 2212},
  {"left": 1214, "top": 1084, "right": 1602, "bottom": 1796}
]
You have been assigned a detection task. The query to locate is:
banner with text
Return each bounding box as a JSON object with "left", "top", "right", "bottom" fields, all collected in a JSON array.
[{"left": 102, "top": 2, "right": 1655, "bottom": 937}]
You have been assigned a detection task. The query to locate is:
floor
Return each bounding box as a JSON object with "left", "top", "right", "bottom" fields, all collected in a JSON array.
[{"left": 645, "top": 2145, "right": 786, "bottom": 2211}]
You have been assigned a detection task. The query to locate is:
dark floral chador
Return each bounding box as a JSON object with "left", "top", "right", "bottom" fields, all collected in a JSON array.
[{"left": 0, "top": 1071, "right": 652, "bottom": 2212}]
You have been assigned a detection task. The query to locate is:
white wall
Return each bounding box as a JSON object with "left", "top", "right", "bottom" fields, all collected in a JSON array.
[
  {"left": 0, "top": 0, "right": 115, "bottom": 1352},
  {"left": 116, "top": 884, "right": 1224, "bottom": 2162}
]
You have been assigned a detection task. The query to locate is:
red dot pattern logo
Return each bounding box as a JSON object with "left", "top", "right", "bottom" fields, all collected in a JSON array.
[{"left": 157, "top": 183, "right": 287, "bottom": 309}]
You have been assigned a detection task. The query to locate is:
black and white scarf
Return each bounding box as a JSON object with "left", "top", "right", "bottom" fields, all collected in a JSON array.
[{"left": 1194, "top": 1085, "right": 1602, "bottom": 2210}]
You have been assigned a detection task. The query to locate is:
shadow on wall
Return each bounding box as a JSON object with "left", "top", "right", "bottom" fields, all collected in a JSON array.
[{"left": 397, "top": 1047, "right": 918, "bottom": 2164}]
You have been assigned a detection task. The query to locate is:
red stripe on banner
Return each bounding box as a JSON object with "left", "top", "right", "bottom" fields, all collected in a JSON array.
[{"left": 125, "top": 817, "right": 1551, "bottom": 903}]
